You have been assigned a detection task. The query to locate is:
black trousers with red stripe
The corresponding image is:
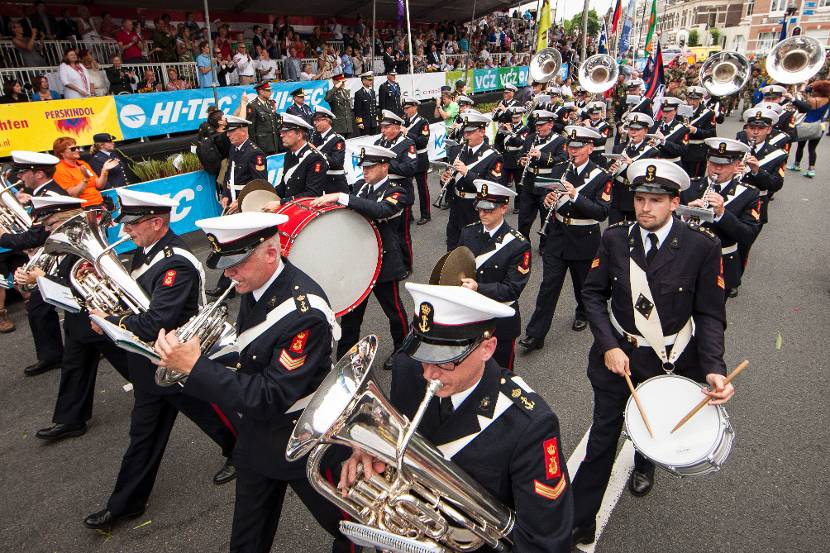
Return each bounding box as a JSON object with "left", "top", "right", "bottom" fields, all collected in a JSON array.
[
  {"left": 105, "top": 388, "right": 237, "bottom": 516},
  {"left": 398, "top": 206, "right": 413, "bottom": 272},
  {"left": 493, "top": 338, "right": 515, "bottom": 371},
  {"left": 413, "top": 171, "right": 430, "bottom": 220},
  {"left": 337, "top": 280, "right": 409, "bottom": 358}
]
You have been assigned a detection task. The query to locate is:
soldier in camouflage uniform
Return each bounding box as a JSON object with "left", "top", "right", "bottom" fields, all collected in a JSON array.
[
  {"left": 610, "top": 73, "right": 627, "bottom": 130},
  {"left": 740, "top": 67, "right": 763, "bottom": 119}
]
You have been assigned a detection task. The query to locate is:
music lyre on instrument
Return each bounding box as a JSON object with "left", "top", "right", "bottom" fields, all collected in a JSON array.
[{"left": 671, "top": 360, "right": 749, "bottom": 434}]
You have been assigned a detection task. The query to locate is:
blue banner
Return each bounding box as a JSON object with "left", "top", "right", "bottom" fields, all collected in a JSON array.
[
  {"left": 114, "top": 80, "right": 331, "bottom": 140},
  {"left": 102, "top": 171, "right": 222, "bottom": 252}
]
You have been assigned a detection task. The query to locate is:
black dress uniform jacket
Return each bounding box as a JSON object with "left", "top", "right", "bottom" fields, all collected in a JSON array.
[
  {"left": 404, "top": 114, "right": 431, "bottom": 173},
  {"left": 516, "top": 131, "right": 568, "bottom": 194},
  {"left": 90, "top": 150, "right": 128, "bottom": 188},
  {"left": 686, "top": 104, "right": 717, "bottom": 165},
  {"left": 310, "top": 128, "right": 348, "bottom": 193},
  {"left": 246, "top": 96, "right": 281, "bottom": 155},
  {"left": 349, "top": 177, "right": 407, "bottom": 282},
  {"left": 492, "top": 97, "right": 519, "bottom": 123},
  {"left": 682, "top": 177, "right": 761, "bottom": 289},
  {"left": 609, "top": 140, "right": 659, "bottom": 217},
  {"left": 224, "top": 139, "right": 268, "bottom": 200},
  {"left": 376, "top": 132, "right": 417, "bottom": 205},
  {"left": 185, "top": 261, "right": 332, "bottom": 480},
  {"left": 275, "top": 143, "right": 329, "bottom": 201},
  {"left": 738, "top": 138, "right": 786, "bottom": 224},
  {"left": 285, "top": 101, "right": 314, "bottom": 126},
  {"left": 652, "top": 117, "right": 689, "bottom": 164},
  {"left": 459, "top": 222, "right": 531, "bottom": 343},
  {"left": 354, "top": 86, "right": 379, "bottom": 134},
  {"left": 495, "top": 123, "right": 529, "bottom": 170},
  {"left": 588, "top": 120, "right": 611, "bottom": 165},
  {"left": 391, "top": 356, "right": 573, "bottom": 553},
  {"left": 446, "top": 143, "right": 505, "bottom": 249},
  {"left": 378, "top": 79, "right": 403, "bottom": 116}
]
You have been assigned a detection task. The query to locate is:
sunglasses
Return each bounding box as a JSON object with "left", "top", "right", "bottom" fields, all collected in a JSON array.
[{"left": 66, "top": 146, "right": 80, "bottom": 152}]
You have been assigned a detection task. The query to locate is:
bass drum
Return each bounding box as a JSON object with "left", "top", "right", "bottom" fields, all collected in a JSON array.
[{"left": 275, "top": 198, "right": 382, "bottom": 317}]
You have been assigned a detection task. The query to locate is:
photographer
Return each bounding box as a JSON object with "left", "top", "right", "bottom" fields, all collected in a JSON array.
[
  {"left": 786, "top": 81, "right": 830, "bottom": 178},
  {"left": 105, "top": 55, "right": 138, "bottom": 94}
]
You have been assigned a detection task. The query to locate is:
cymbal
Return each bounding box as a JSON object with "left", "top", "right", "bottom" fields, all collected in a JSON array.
[
  {"left": 429, "top": 246, "right": 476, "bottom": 286},
  {"left": 237, "top": 179, "right": 279, "bottom": 213}
]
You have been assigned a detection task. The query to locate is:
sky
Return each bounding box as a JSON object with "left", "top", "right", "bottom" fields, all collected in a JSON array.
[{"left": 513, "top": 0, "right": 616, "bottom": 24}]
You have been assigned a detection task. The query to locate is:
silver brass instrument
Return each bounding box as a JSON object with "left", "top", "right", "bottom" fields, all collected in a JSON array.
[
  {"left": 529, "top": 48, "right": 562, "bottom": 84},
  {"left": 434, "top": 139, "right": 467, "bottom": 209},
  {"left": 0, "top": 171, "right": 32, "bottom": 235},
  {"left": 699, "top": 51, "right": 750, "bottom": 98},
  {"left": 538, "top": 158, "right": 573, "bottom": 237},
  {"left": 766, "top": 35, "right": 826, "bottom": 85},
  {"left": 286, "top": 336, "right": 515, "bottom": 553},
  {"left": 154, "top": 282, "right": 238, "bottom": 387},
  {"left": 43, "top": 211, "right": 151, "bottom": 315},
  {"left": 578, "top": 54, "right": 619, "bottom": 94},
  {"left": 18, "top": 247, "right": 60, "bottom": 293}
]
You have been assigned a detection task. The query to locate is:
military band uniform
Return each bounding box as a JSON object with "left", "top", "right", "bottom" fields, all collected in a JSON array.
[
  {"left": 378, "top": 79, "right": 403, "bottom": 116},
  {"left": 682, "top": 177, "right": 761, "bottom": 294},
  {"left": 572, "top": 218, "right": 727, "bottom": 534},
  {"left": 335, "top": 177, "right": 410, "bottom": 358},
  {"left": 404, "top": 112, "right": 432, "bottom": 221},
  {"left": 353, "top": 86, "right": 379, "bottom": 136},
  {"left": 224, "top": 139, "right": 268, "bottom": 201},
  {"left": 183, "top": 260, "right": 353, "bottom": 553},
  {"left": 614, "top": 97, "right": 652, "bottom": 145},
  {"left": 653, "top": 118, "right": 689, "bottom": 166},
  {"left": 492, "top": 97, "right": 519, "bottom": 123},
  {"left": 377, "top": 132, "right": 417, "bottom": 271},
  {"left": 684, "top": 104, "right": 718, "bottom": 178},
  {"left": 587, "top": 119, "right": 611, "bottom": 166},
  {"left": 495, "top": 123, "right": 529, "bottom": 195},
  {"left": 286, "top": 102, "right": 314, "bottom": 126},
  {"left": 608, "top": 140, "right": 658, "bottom": 224},
  {"left": 458, "top": 222, "right": 531, "bottom": 370},
  {"left": 445, "top": 144, "right": 505, "bottom": 250},
  {"left": 391, "top": 355, "right": 573, "bottom": 552},
  {"left": 737, "top": 138, "right": 786, "bottom": 226},
  {"left": 524, "top": 160, "right": 611, "bottom": 342},
  {"left": 100, "top": 229, "right": 236, "bottom": 519},
  {"left": 311, "top": 128, "right": 349, "bottom": 193},
  {"left": 246, "top": 96, "right": 281, "bottom": 155},
  {"left": 514, "top": 132, "right": 567, "bottom": 243},
  {"left": 275, "top": 143, "right": 329, "bottom": 201}
]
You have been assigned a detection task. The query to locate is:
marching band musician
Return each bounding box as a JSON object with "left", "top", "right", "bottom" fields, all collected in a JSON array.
[
  {"left": 515, "top": 109, "right": 567, "bottom": 244},
  {"left": 84, "top": 189, "right": 237, "bottom": 532},
  {"left": 0, "top": 151, "right": 66, "bottom": 377},
  {"left": 582, "top": 101, "right": 610, "bottom": 166},
  {"left": 683, "top": 86, "right": 718, "bottom": 178},
  {"left": 738, "top": 101, "right": 791, "bottom": 153},
  {"left": 376, "top": 110, "right": 418, "bottom": 274},
  {"left": 285, "top": 87, "right": 314, "bottom": 126},
  {"left": 310, "top": 106, "right": 349, "bottom": 193},
  {"left": 737, "top": 106, "right": 786, "bottom": 228},
  {"left": 246, "top": 81, "right": 281, "bottom": 155},
  {"left": 607, "top": 112, "right": 659, "bottom": 224},
  {"left": 441, "top": 111, "right": 505, "bottom": 251},
  {"left": 571, "top": 159, "right": 734, "bottom": 547},
  {"left": 340, "top": 283, "right": 574, "bottom": 553},
  {"left": 614, "top": 79, "right": 652, "bottom": 145},
  {"left": 553, "top": 101, "right": 579, "bottom": 135},
  {"left": 353, "top": 71, "right": 379, "bottom": 136},
  {"left": 311, "top": 145, "right": 409, "bottom": 371},
  {"left": 492, "top": 82, "right": 520, "bottom": 123},
  {"left": 681, "top": 138, "right": 761, "bottom": 300},
  {"left": 458, "top": 180, "right": 531, "bottom": 370},
  {"left": 275, "top": 114, "right": 329, "bottom": 201},
  {"left": 519, "top": 126, "right": 611, "bottom": 352},
  {"left": 651, "top": 97, "right": 689, "bottom": 166},
  {"left": 495, "top": 106, "right": 529, "bottom": 204},
  {"left": 222, "top": 115, "right": 268, "bottom": 211},
  {"left": 402, "top": 97, "right": 433, "bottom": 225},
  {"left": 153, "top": 212, "right": 355, "bottom": 553},
  {"left": 574, "top": 86, "right": 589, "bottom": 109},
  {"left": 759, "top": 84, "right": 796, "bottom": 142},
  {"left": 446, "top": 95, "right": 477, "bottom": 161}
]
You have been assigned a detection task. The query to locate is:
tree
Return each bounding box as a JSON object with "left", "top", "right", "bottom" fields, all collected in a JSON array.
[
  {"left": 563, "top": 9, "right": 600, "bottom": 38},
  {"left": 688, "top": 29, "right": 700, "bottom": 47},
  {"left": 709, "top": 28, "right": 721, "bottom": 46}
]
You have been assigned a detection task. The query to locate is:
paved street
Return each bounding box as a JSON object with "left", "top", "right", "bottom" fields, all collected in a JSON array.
[{"left": 1, "top": 115, "right": 828, "bottom": 553}]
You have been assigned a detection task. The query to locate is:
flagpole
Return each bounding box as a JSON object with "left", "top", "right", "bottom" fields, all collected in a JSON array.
[
  {"left": 405, "top": 0, "right": 415, "bottom": 99},
  {"left": 636, "top": 0, "right": 648, "bottom": 61},
  {"left": 581, "top": 0, "right": 590, "bottom": 62}
]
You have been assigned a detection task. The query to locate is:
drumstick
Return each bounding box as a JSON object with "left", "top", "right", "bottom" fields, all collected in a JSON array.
[
  {"left": 670, "top": 360, "right": 749, "bottom": 434},
  {"left": 624, "top": 373, "right": 655, "bottom": 439}
]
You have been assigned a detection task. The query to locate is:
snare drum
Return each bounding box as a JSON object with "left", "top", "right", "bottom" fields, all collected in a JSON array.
[
  {"left": 276, "top": 198, "right": 382, "bottom": 317},
  {"left": 624, "top": 374, "right": 734, "bottom": 477}
]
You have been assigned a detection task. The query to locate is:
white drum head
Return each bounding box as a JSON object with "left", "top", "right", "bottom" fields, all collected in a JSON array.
[
  {"left": 287, "top": 209, "right": 380, "bottom": 316},
  {"left": 625, "top": 375, "right": 723, "bottom": 468}
]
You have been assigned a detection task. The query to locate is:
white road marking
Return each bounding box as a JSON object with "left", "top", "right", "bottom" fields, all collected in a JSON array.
[{"left": 567, "top": 430, "right": 636, "bottom": 553}]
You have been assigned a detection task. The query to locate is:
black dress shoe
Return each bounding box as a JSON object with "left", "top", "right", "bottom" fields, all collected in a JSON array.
[
  {"left": 572, "top": 522, "right": 597, "bottom": 546},
  {"left": 572, "top": 319, "right": 588, "bottom": 332},
  {"left": 213, "top": 460, "right": 236, "bottom": 485},
  {"left": 24, "top": 360, "right": 60, "bottom": 377},
  {"left": 84, "top": 507, "right": 145, "bottom": 530},
  {"left": 416, "top": 217, "right": 431, "bottom": 225},
  {"left": 383, "top": 354, "right": 395, "bottom": 371},
  {"left": 727, "top": 287, "right": 739, "bottom": 298},
  {"left": 518, "top": 336, "right": 544, "bottom": 351},
  {"left": 628, "top": 468, "right": 655, "bottom": 497},
  {"left": 36, "top": 423, "right": 87, "bottom": 441}
]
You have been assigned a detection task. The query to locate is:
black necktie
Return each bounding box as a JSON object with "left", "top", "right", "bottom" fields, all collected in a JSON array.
[
  {"left": 645, "top": 233, "right": 659, "bottom": 266},
  {"left": 713, "top": 183, "right": 722, "bottom": 194},
  {"left": 439, "top": 397, "right": 453, "bottom": 424}
]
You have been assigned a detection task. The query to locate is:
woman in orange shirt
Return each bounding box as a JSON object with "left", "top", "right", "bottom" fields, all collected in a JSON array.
[{"left": 52, "top": 137, "right": 119, "bottom": 208}]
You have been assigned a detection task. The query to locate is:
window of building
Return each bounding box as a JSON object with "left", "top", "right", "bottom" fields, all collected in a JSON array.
[
  {"left": 757, "top": 31, "right": 777, "bottom": 51},
  {"left": 746, "top": 0, "right": 755, "bottom": 16},
  {"left": 769, "top": 0, "right": 787, "bottom": 13},
  {"left": 819, "top": 0, "right": 830, "bottom": 7}
]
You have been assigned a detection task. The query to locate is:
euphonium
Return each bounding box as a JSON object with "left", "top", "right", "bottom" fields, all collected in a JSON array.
[
  {"left": 0, "top": 174, "right": 32, "bottom": 235},
  {"left": 154, "top": 282, "right": 238, "bottom": 387},
  {"left": 18, "top": 246, "right": 60, "bottom": 292},
  {"left": 286, "top": 336, "right": 515, "bottom": 553}
]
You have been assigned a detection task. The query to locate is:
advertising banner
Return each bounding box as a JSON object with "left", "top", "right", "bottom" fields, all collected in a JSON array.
[
  {"left": 345, "top": 72, "right": 445, "bottom": 102},
  {"left": 114, "top": 80, "right": 331, "bottom": 140},
  {"left": 0, "top": 96, "right": 121, "bottom": 157}
]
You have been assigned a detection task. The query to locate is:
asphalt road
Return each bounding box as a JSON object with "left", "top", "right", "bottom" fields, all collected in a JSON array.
[{"left": 1, "top": 115, "right": 828, "bottom": 553}]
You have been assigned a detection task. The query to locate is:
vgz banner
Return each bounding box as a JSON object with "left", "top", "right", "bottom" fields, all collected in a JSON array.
[
  {"left": 114, "top": 80, "right": 331, "bottom": 140},
  {"left": 0, "top": 96, "right": 121, "bottom": 158}
]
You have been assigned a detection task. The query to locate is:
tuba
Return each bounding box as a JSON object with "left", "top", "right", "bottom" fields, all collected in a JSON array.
[
  {"left": 529, "top": 47, "right": 562, "bottom": 84},
  {"left": 699, "top": 51, "right": 750, "bottom": 97},
  {"left": 42, "top": 211, "right": 150, "bottom": 315},
  {"left": 766, "top": 35, "right": 826, "bottom": 85},
  {"left": 286, "top": 336, "right": 515, "bottom": 553},
  {"left": 0, "top": 170, "right": 32, "bottom": 235},
  {"left": 578, "top": 54, "right": 619, "bottom": 94}
]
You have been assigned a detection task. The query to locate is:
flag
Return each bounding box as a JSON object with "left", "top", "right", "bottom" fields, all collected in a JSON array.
[
  {"left": 644, "top": 0, "right": 658, "bottom": 52},
  {"left": 536, "top": 0, "right": 552, "bottom": 52},
  {"left": 643, "top": 41, "right": 664, "bottom": 99},
  {"left": 611, "top": 0, "right": 623, "bottom": 33},
  {"left": 778, "top": 17, "right": 788, "bottom": 42},
  {"left": 397, "top": 0, "right": 405, "bottom": 26},
  {"left": 598, "top": 20, "right": 608, "bottom": 54},
  {"left": 618, "top": 0, "right": 637, "bottom": 57}
]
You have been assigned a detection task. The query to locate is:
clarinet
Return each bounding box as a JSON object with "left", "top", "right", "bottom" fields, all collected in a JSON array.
[
  {"left": 538, "top": 157, "right": 574, "bottom": 237},
  {"left": 433, "top": 139, "right": 467, "bottom": 209},
  {"left": 518, "top": 135, "right": 542, "bottom": 190},
  {"left": 740, "top": 138, "right": 756, "bottom": 179}
]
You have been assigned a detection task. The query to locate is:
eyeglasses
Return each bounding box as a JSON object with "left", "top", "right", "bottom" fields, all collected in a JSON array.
[
  {"left": 123, "top": 215, "right": 159, "bottom": 227},
  {"left": 67, "top": 146, "right": 80, "bottom": 152},
  {"left": 431, "top": 339, "right": 483, "bottom": 371}
]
